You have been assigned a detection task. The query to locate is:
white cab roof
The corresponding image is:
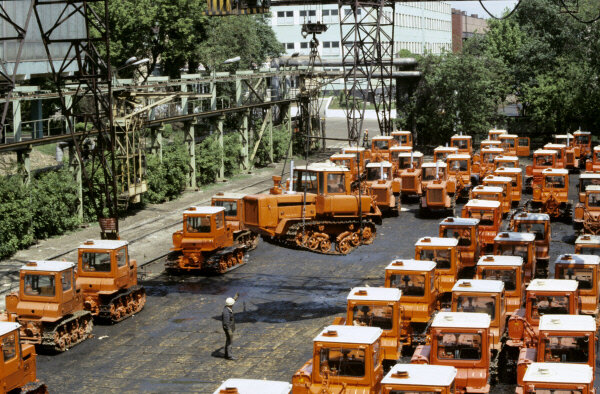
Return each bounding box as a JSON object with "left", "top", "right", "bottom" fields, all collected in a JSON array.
[
  {"left": 555, "top": 133, "right": 574, "bottom": 138},
  {"left": 523, "top": 363, "right": 593, "bottom": 384},
  {"left": 347, "top": 287, "right": 401, "bottom": 302},
  {"left": 330, "top": 153, "right": 356, "bottom": 160},
  {"left": 477, "top": 255, "right": 524, "bottom": 267},
  {"left": 499, "top": 134, "right": 518, "bottom": 138},
  {"left": 366, "top": 161, "right": 392, "bottom": 168},
  {"left": 472, "top": 185, "right": 503, "bottom": 194},
  {"left": 212, "top": 192, "right": 246, "bottom": 200},
  {"left": 527, "top": 279, "right": 578, "bottom": 292},
  {"left": 314, "top": 325, "right": 382, "bottom": 345},
  {"left": 579, "top": 173, "right": 600, "bottom": 180},
  {"left": 397, "top": 151, "right": 423, "bottom": 158},
  {"left": 373, "top": 136, "right": 394, "bottom": 140},
  {"left": 481, "top": 140, "right": 501, "bottom": 145},
  {"left": 434, "top": 146, "right": 459, "bottom": 152},
  {"left": 542, "top": 168, "right": 568, "bottom": 175},
  {"left": 534, "top": 149, "right": 557, "bottom": 155},
  {"left": 21, "top": 260, "right": 75, "bottom": 272},
  {"left": 576, "top": 234, "right": 600, "bottom": 245},
  {"left": 555, "top": 254, "right": 600, "bottom": 265},
  {"left": 432, "top": 312, "right": 491, "bottom": 329},
  {"left": 440, "top": 217, "right": 480, "bottom": 226},
  {"left": 212, "top": 379, "right": 292, "bottom": 394},
  {"left": 451, "top": 134, "right": 472, "bottom": 139},
  {"left": 0, "top": 322, "right": 20, "bottom": 337},
  {"left": 390, "top": 146, "right": 413, "bottom": 152},
  {"left": 183, "top": 206, "right": 225, "bottom": 215},
  {"left": 594, "top": 146, "right": 600, "bottom": 152},
  {"left": 386, "top": 259, "right": 436, "bottom": 272},
  {"left": 585, "top": 185, "right": 600, "bottom": 192},
  {"left": 544, "top": 143, "right": 567, "bottom": 149},
  {"left": 415, "top": 237, "right": 458, "bottom": 247},
  {"left": 304, "top": 162, "right": 349, "bottom": 172},
  {"left": 483, "top": 175, "right": 512, "bottom": 183},
  {"left": 513, "top": 212, "right": 550, "bottom": 221},
  {"left": 574, "top": 130, "right": 591, "bottom": 135},
  {"left": 392, "top": 130, "right": 412, "bottom": 135},
  {"left": 495, "top": 232, "right": 536, "bottom": 242},
  {"left": 422, "top": 161, "right": 447, "bottom": 168},
  {"left": 382, "top": 364, "right": 457, "bottom": 387},
  {"left": 495, "top": 167, "right": 522, "bottom": 174},
  {"left": 482, "top": 147, "right": 504, "bottom": 153},
  {"left": 539, "top": 314, "right": 596, "bottom": 332},
  {"left": 452, "top": 279, "right": 504, "bottom": 293},
  {"left": 496, "top": 155, "right": 519, "bottom": 161},
  {"left": 343, "top": 147, "right": 366, "bottom": 152},
  {"left": 465, "top": 199, "right": 501, "bottom": 208},
  {"left": 78, "top": 239, "right": 129, "bottom": 250},
  {"left": 447, "top": 154, "right": 471, "bottom": 160},
  {"left": 489, "top": 129, "right": 508, "bottom": 134}
]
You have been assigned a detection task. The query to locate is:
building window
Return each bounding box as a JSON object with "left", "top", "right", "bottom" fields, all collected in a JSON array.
[
  {"left": 322, "top": 9, "right": 338, "bottom": 23},
  {"left": 323, "top": 41, "right": 340, "bottom": 56},
  {"left": 299, "top": 9, "right": 316, "bottom": 22},
  {"left": 286, "top": 42, "right": 295, "bottom": 50},
  {"left": 277, "top": 10, "right": 294, "bottom": 25}
]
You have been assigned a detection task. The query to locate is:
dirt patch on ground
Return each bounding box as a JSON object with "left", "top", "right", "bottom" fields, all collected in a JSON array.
[{"left": 0, "top": 149, "right": 61, "bottom": 176}]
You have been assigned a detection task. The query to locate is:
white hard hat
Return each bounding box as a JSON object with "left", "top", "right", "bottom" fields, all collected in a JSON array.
[{"left": 225, "top": 297, "right": 235, "bottom": 306}]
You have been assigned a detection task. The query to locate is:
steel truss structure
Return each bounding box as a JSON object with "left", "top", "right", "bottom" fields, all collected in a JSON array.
[{"left": 338, "top": 0, "right": 395, "bottom": 142}]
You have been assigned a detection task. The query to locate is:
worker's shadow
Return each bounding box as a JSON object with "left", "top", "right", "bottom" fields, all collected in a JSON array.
[
  {"left": 212, "top": 300, "right": 345, "bottom": 324},
  {"left": 211, "top": 347, "right": 227, "bottom": 359}
]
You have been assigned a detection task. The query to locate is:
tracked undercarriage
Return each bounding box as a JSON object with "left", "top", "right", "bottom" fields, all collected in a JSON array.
[{"left": 95, "top": 285, "right": 147, "bottom": 323}]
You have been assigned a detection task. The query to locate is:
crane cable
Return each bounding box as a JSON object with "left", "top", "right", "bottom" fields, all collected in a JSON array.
[
  {"left": 477, "top": 0, "right": 523, "bottom": 20},
  {"left": 556, "top": 0, "right": 600, "bottom": 24}
]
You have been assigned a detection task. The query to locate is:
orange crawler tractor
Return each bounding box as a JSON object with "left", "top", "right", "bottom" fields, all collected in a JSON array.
[
  {"left": 77, "top": 240, "right": 145, "bottom": 323},
  {"left": 381, "top": 364, "right": 457, "bottom": 394},
  {"left": 439, "top": 217, "right": 480, "bottom": 273},
  {"left": 292, "top": 325, "right": 383, "bottom": 393},
  {"left": 527, "top": 168, "right": 572, "bottom": 221},
  {"left": 574, "top": 185, "right": 600, "bottom": 235},
  {"left": 0, "top": 322, "right": 46, "bottom": 394},
  {"left": 212, "top": 192, "right": 260, "bottom": 251},
  {"left": 518, "top": 363, "right": 595, "bottom": 394},
  {"left": 243, "top": 162, "right": 381, "bottom": 255},
  {"left": 2, "top": 261, "right": 93, "bottom": 352},
  {"left": 166, "top": 206, "right": 249, "bottom": 273}
]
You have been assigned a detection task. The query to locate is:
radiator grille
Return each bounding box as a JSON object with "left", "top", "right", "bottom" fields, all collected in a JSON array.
[
  {"left": 428, "top": 188, "right": 443, "bottom": 203},
  {"left": 402, "top": 176, "right": 415, "bottom": 190}
]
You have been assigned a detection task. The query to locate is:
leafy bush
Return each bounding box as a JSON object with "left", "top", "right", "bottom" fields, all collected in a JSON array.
[
  {"left": 30, "top": 170, "right": 80, "bottom": 239},
  {"left": 0, "top": 176, "right": 33, "bottom": 259},
  {"left": 144, "top": 143, "right": 189, "bottom": 204}
]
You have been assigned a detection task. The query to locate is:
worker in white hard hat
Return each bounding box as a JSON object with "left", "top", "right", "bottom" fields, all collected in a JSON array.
[{"left": 222, "top": 292, "right": 239, "bottom": 360}]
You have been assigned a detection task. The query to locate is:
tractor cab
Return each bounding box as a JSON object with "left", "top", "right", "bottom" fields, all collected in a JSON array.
[
  {"left": 480, "top": 139, "right": 501, "bottom": 150},
  {"left": 507, "top": 279, "right": 579, "bottom": 349},
  {"left": 577, "top": 173, "right": 600, "bottom": 202},
  {"left": 292, "top": 325, "right": 384, "bottom": 393},
  {"left": 544, "top": 143, "right": 567, "bottom": 169},
  {"left": 517, "top": 136, "right": 530, "bottom": 157},
  {"left": 180, "top": 206, "right": 230, "bottom": 247},
  {"left": 398, "top": 152, "right": 424, "bottom": 198},
  {"left": 554, "top": 254, "right": 600, "bottom": 319},
  {"left": 479, "top": 147, "right": 505, "bottom": 179},
  {"left": 439, "top": 217, "right": 480, "bottom": 271},
  {"left": 433, "top": 146, "right": 458, "bottom": 164},
  {"left": 415, "top": 237, "right": 459, "bottom": 301},
  {"left": 519, "top": 362, "right": 594, "bottom": 394},
  {"left": 0, "top": 322, "right": 42, "bottom": 393},
  {"left": 292, "top": 162, "right": 354, "bottom": 196},
  {"left": 391, "top": 130, "right": 413, "bottom": 147},
  {"left": 585, "top": 146, "right": 600, "bottom": 172},
  {"left": 494, "top": 155, "right": 519, "bottom": 169},
  {"left": 575, "top": 234, "right": 600, "bottom": 256},
  {"left": 451, "top": 279, "right": 505, "bottom": 351},
  {"left": 446, "top": 154, "right": 472, "bottom": 198},
  {"left": 499, "top": 134, "right": 519, "bottom": 156},
  {"left": 420, "top": 162, "right": 454, "bottom": 216},
  {"left": 212, "top": 192, "right": 246, "bottom": 230},
  {"left": 461, "top": 200, "right": 502, "bottom": 252},
  {"left": 554, "top": 133, "right": 580, "bottom": 169},
  {"left": 470, "top": 185, "right": 504, "bottom": 204},
  {"left": 422, "top": 162, "right": 447, "bottom": 186},
  {"left": 494, "top": 167, "right": 523, "bottom": 205},
  {"left": 489, "top": 129, "right": 508, "bottom": 140},
  {"left": 553, "top": 132, "right": 574, "bottom": 146},
  {"left": 450, "top": 134, "right": 472, "bottom": 155},
  {"left": 476, "top": 255, "right": 525, "bottom": 315},
  {"left": 510, "top": 212, "right": 551, "bottom": 268},
  {"left": 343, "top": 146, "right": 371, "bottom": 169},
  {"left": 365, "top": 161, "right": 400, "bottom": 214},
  {"left": 214, "top": 379, "right": 290, "bottom": 394},
  {"left": 339, "top": 287, "right": 402, "bottom": 366},
  {"left": 574, "top": 185, "right": 600, "bottom": 235},
  {"left": 482, "top": 175, "right": 513, "bottom": 215},
  {"left": 516, "top": 315, "right": 597, "bottom": 388},
  {"left": 372, "top": 136, "right": 397, "bottom": 161},
  {"left": 385, "top": 259, "right": 438, "bottom": 348},
  {"left": 529, "top": 168, "right": 570, "bottom": 220},
  {"left": 390, "top": 145, "right": 413, "bottom": 164},
  {"left": 381, "top": 364, "right": 457, "bottom": 394},
  {"left": 526, "top": 149, "right": 558, "bottom": 192},
  {"left": 331, "top": 153, "right": 361, "bottom": 177},
  {"left": 493, "top": 232, "right": 538, "bottom": 281},
  {"left": 410, "top": 312, "right": 492, "bottom": 394},
  {"left": 366, "top": 161, "right": 394, "bottom": 183},
  {"left": 574, "top": 130, "right": 592, "bottom": 162}
]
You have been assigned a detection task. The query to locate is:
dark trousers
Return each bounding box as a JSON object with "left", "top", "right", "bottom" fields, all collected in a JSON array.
[{"left": 224, "top": 328, "right": 234, "bottom": 358}]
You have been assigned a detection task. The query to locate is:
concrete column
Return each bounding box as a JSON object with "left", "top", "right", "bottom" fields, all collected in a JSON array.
[
  {"left": 211, "top": 71, "right": 217, "bottom": 111},
  {"left": 217, "top": 115, "right": 225, "bottom": 180},
  {"left": 68, "top": 144, "right": 83, "bottom": 221},
  {"left": 150, "top": 126, "right": 163, "bottom": 162},
  {"left": 65, "top": 95, "right": 74, "bottom": 133},
  {"left": 185, "top": 122, "right": 197, "bottom": 189},
  {"left": 31, "top": 99, "right": 43, "bottom": 139},
  {"left": 16, "top": 147, "right": 31, "bottom": 185},
  {"left": 12, "top": 99, "right": 21, "bottom": 142},
  {"left": 236, "top": 77, "right": 249, "bottom": 171},
  {"left": 269, "top": 110, "right": 274, "bottom": 163},
  {"left": 181, "top": 82, "right": 188, "bottom": 115}
]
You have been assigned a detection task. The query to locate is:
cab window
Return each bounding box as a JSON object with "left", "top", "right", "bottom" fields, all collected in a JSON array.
[
  {"left": 481, "top": 268, "right": 516, "bottom": 291},
  {"left": 588, "top": 193, "right": 600, "bottom": 208},
  {"left": 186, "top": 216, "right": 211, "bottom": 233},
  {"left": 116, "top": 248, "right": 127, "bottom": 267},
  {"left": 543, "top": 335, "right": 589, "bottom": 363},
  {"left": 61, "top": 270, "right": 72, "bottom": 291},
  {"left": 437, "top": 332, "right": 482, "bottom": 360},
  {"left": 531, "top": 295, "right": 570, "bottom": 319},
  {"left": 515, "top": 222, "right": 546, "bottom": 241},
  {"left": 214, "top": 200, "right": 238, "bottom": 217},
  {"left": 24, "top": 274, "right": 55, "bottom": 297},
  {"left": 319, "top": 347, "right": 365, "bottom": 377},
  {"left": 327, "top": 173, "right": 346, "bottom": 193},
  {"left": 449, "top": 160, "right": 468, "bottom": 172},
  {"left": 545, "top": 175, "right": 565, "bottom": 189},
  {"left": 81, "top": 252, "right": 112, "bottom": 272},
  {"left": 351, "top": 304, "right": 393, "bottom": 330},
  {"left": 556, "top": 266, "right": 594, "bottom": 290},
  {"left": 455, "top": 295, "right": 496, "bottom": 319},
  {"left": 518, "top": 138, "right": 529, "bottom": 146},
  {"left": 2, "top": 332, "right": 16, "bottom": 362},
  {"left": 442, "top": 228, "right": 472, "bottom": 247},
  {"left": 390, "top": 273, "right": 426, "bottom": 296},
  {"left": 420, "top": 249, "right": 451, "bottom": 270},
  {"left": 294, "top": 170, "right": 318, "bottom": 194},
  {"left": 215, "top": 212, "right": 224, "bottom": 229},
  {"left": 536, "top": 155, "right": 553, "bottom": 166}
]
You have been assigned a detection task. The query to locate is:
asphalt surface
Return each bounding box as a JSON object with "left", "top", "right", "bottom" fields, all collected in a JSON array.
[{"left": 34, "top": 164, "right": 586, "bottom": 394}]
